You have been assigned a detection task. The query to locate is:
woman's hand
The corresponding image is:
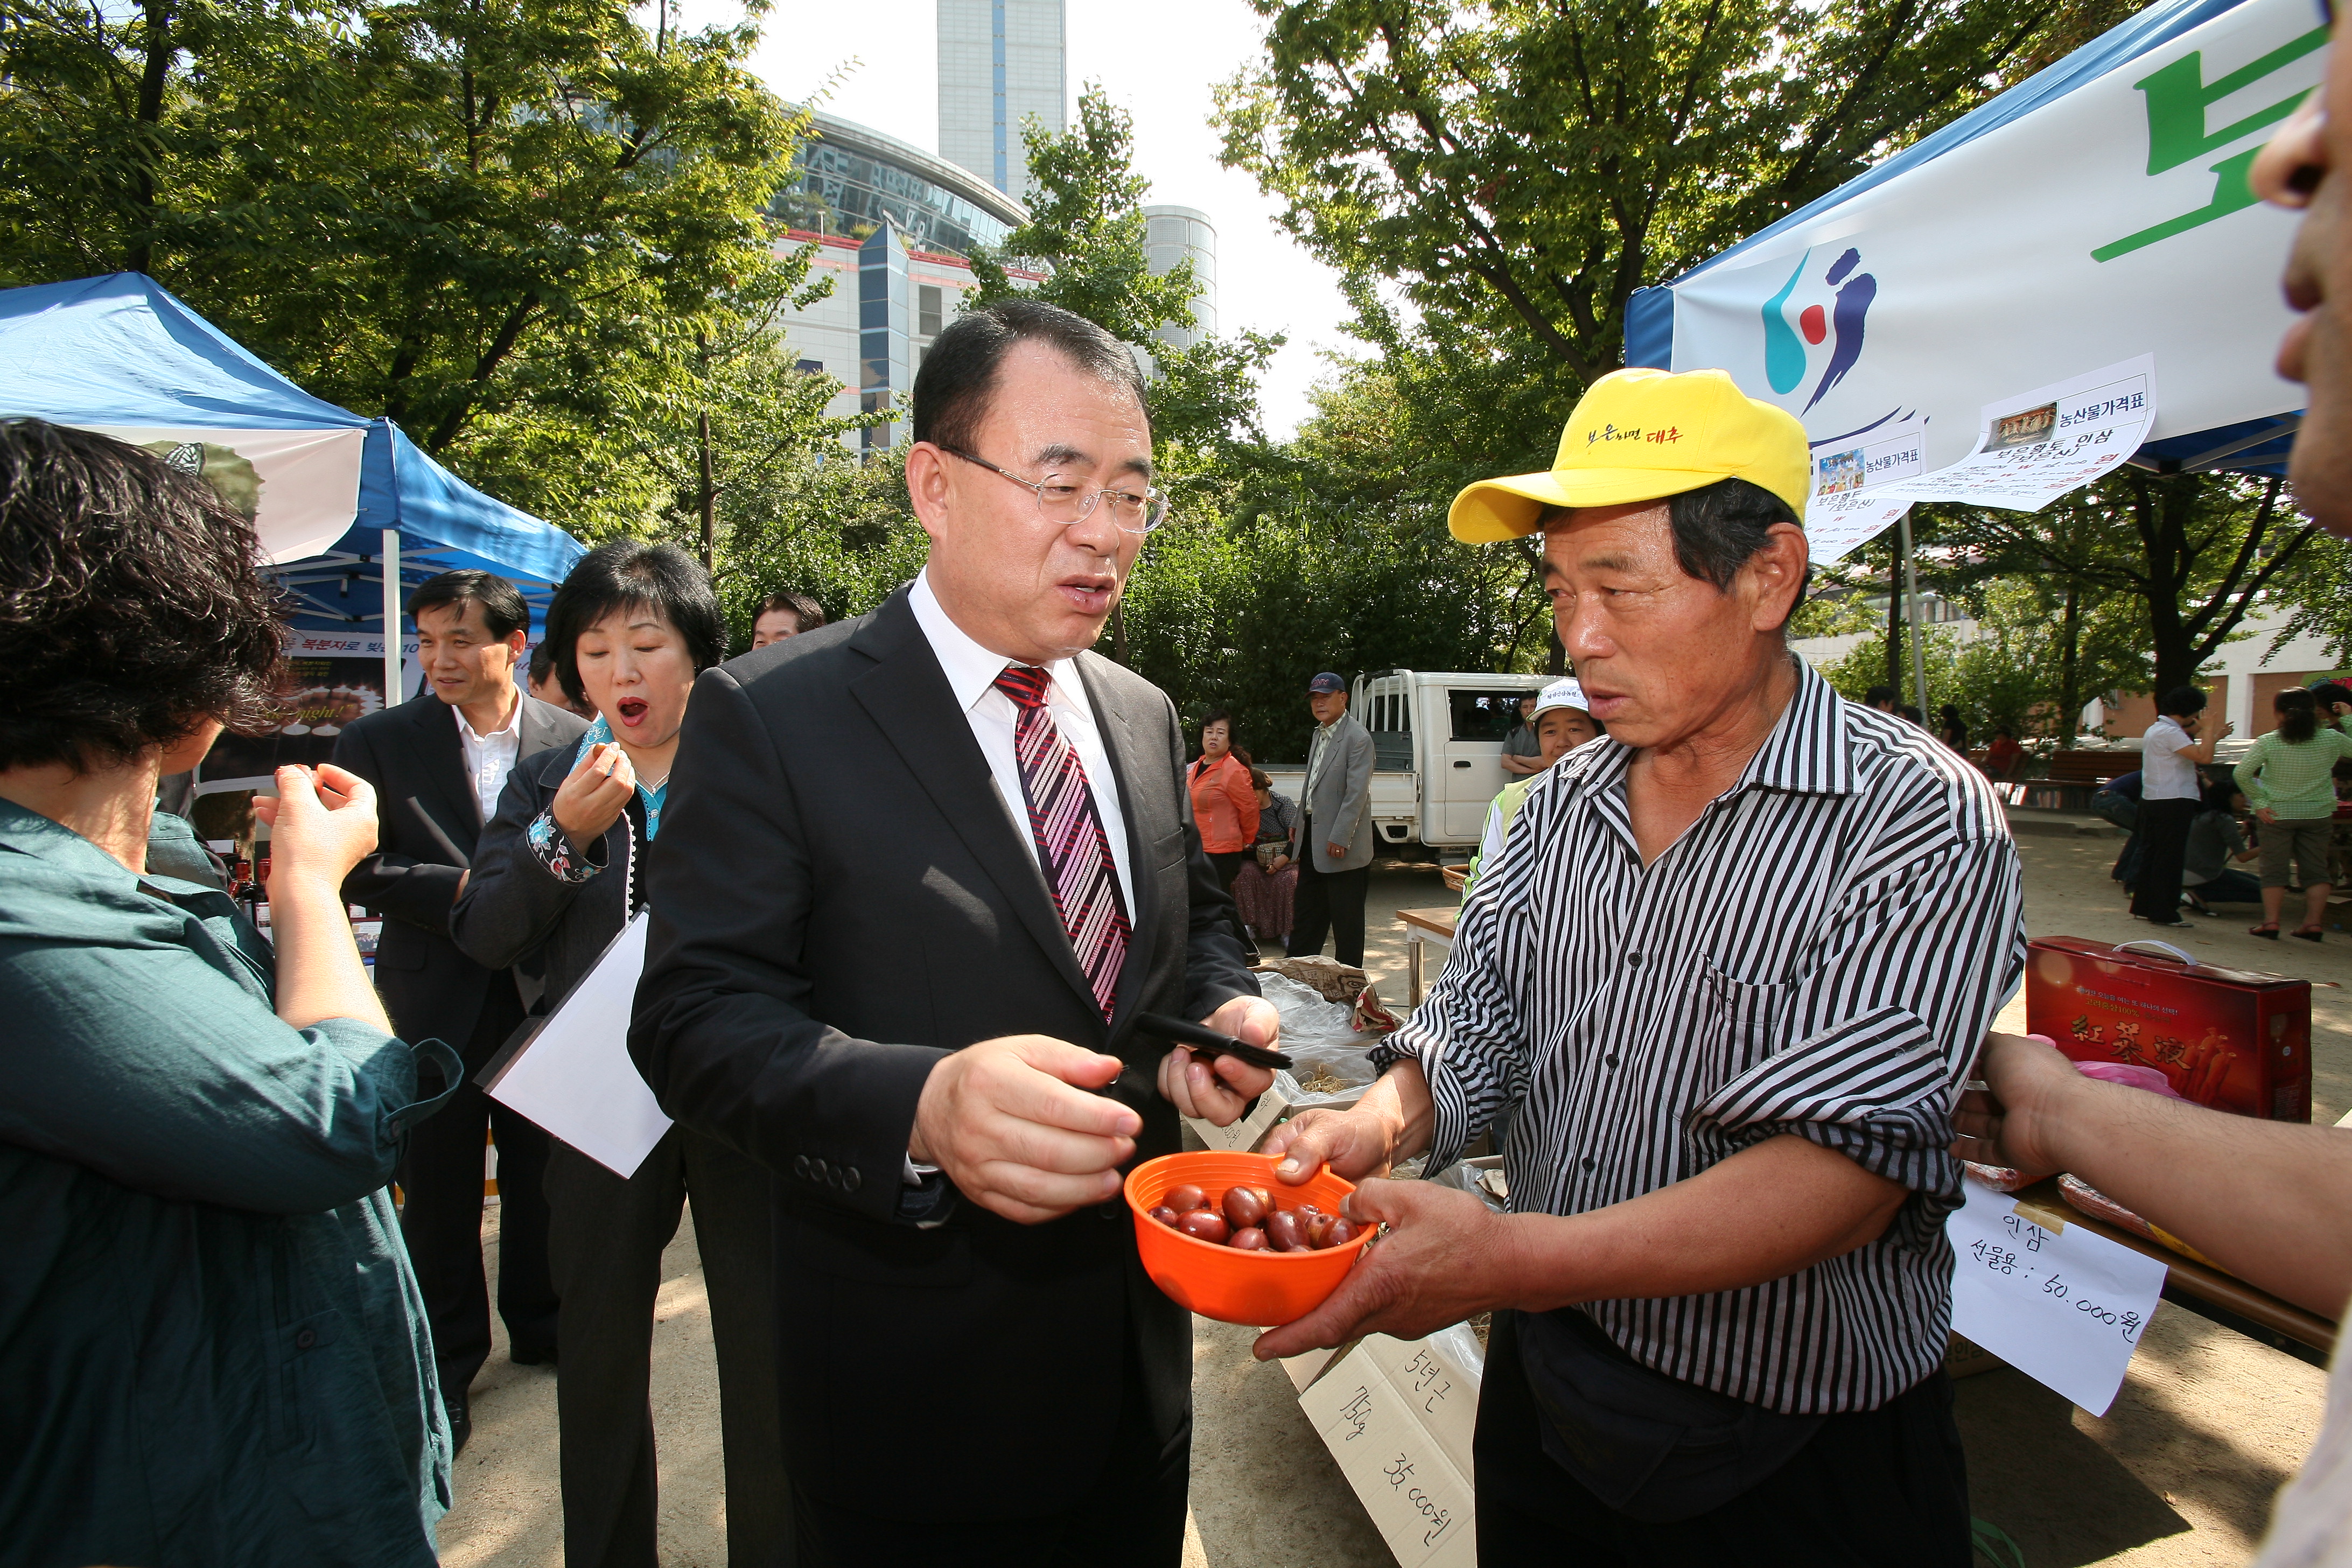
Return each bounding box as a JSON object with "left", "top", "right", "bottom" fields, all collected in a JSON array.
[
  {"left": 552, "top": 742, "right": 634, "bottom": 848},
  {"left": 1951, "top": 1032, "right": 2083, "bottom": 1177},
  {"left": 1271, "top": 853, "right": 1291, "bottom": 872},
  {"left": 2258, "top": 806, "right": 2279, "bottom": 824},
  {"left": 253, "top": 764, "right": 378, "bottom": 891}
]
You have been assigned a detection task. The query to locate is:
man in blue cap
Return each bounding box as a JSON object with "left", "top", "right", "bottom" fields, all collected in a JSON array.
[{"left": 1289, "top": 671, "right": 1376, "bottom": 965}]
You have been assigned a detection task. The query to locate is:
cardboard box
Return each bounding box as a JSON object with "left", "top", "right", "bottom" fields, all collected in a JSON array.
[
  {"left": 2025, "top": 937, "right": 2311, "bottom": 1121},
  {"left": 1295, "top": 1328, "right": 1485, "bottom": 1568}
]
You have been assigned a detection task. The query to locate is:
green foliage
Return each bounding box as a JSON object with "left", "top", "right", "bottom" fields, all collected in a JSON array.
[
  {"left": 697, "top": 446, "right": 928, "bottom": 651},
  {"left": 968, "top": 83, "right": 1284, "bottom": 457},
  {"left": 1815, "top": 577, "right": 2149, "bottom": 739},
  {"left": 1215, "top": 0, "right": 2058, "bottom": 405},
  {"left": 0, "top": 0, "right": 810, "bottom": 539},
  {"left": 617, "top": 258, "right": 878, "bottom": 561},
  {"left": 1926, "top": 471, "right": 2318, "bottom": 696}
]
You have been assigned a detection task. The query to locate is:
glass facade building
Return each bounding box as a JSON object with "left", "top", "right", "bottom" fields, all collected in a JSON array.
[
  {"left": 772, "top": 113, "right": 1025, "bottom": 261},
  {"left": 766, "top": 114, "right": 1030, "bottom": 457},
  {"left": 938, "top": 0, "right": 1065, "bottom": 201}
]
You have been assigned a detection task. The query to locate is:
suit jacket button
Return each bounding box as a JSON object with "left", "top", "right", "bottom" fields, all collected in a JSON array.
[
  {"left": 809, "top": 1158, "right": 828, "bottom": 1182},
  {"left": 843, "top": 1167, "right": 861, "bottom": 1193},
  {"left": 295, "top": 1328, "right": 318, "bottom": 1350},
  {"left": 793, "top": 1154, "right": 810, "bottom": 1179}
]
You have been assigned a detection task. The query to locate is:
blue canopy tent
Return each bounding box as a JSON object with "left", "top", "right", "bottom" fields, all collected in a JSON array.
[
  {"left": 0, "top": 272, "right": 585, "bottom": 711},
  {"left": 1625, "top": 0, "right": 2317, "bottom": 479}
]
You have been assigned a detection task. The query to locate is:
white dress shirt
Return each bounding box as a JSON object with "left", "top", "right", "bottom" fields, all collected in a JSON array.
[
  {"left": 908, "top": 569, "right": 1137, "bottom": 916},
  {"left": 453, "top": 691, "right": 524, "bottom": 823}
]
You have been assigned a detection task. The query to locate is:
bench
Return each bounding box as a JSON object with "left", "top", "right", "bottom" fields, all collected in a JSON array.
[{"left": 2012, "top": 750, "right": 2140, "bottom": 811}]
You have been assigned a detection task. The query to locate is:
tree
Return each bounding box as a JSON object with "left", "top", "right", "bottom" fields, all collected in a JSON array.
[
  {"left": 1215, "top": 0, "right": 2058, "bottom": 404},
  {"left": 968, "top": 83, "right": 1284, "bottom": 457},
  {"left": 0, "top": 0, "right": 807, "bottom": 537},
  {"left": 1931, "top": 471, "right": 2326, "bottom": 697},
  {"left": 620, "top": 260, "right": 875, "bottom": 571}
]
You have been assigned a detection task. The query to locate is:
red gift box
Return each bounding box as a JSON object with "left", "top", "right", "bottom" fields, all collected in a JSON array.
[{"left": 2024, "top": 937, "right": 2311, "bottom": 1122}]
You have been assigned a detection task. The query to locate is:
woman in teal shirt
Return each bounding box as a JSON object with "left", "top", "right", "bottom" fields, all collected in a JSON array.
[{"left": 0, "top": 422, "right": 458, "bottom": 1565}]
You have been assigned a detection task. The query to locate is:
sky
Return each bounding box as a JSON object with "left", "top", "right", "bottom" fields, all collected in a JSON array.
[{"left": 673, "top": 0, "right": 1358, "bottom": 439}]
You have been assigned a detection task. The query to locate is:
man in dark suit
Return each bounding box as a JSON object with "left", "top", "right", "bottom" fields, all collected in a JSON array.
[
  {"left": 333, "top": 570, "right": 588, "bottom": 1448},
  {"left": 631, "top": 299, "right": 1277, "bottom": 1568}
]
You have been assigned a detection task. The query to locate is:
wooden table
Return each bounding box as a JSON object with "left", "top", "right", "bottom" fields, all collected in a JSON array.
[
  {"left": 1396, "top": 906, "right": 1459, "bottom": 1006},
  {"left": 2012, "top": 1178, "right": 2337, "bottom": 1367}
]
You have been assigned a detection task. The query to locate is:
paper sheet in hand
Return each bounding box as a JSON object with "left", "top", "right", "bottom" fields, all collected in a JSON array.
[
  {"left": 1879, "top": 355, "right": 2156, "bottom": 511},
  {"left": 483, "top": 911, "right": 671, "bottom": 1178},
  {"left": 1804, "top": 417, "right": 1925, "bottom": 568},
  {"left": 1945, "top": 1173, "right": 2168, "bottom": 1416}
]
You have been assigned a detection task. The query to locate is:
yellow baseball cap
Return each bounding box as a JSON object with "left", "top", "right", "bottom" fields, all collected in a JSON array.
[{"left": 1448, "top": 368, "right": 1810, "bottom": 543}]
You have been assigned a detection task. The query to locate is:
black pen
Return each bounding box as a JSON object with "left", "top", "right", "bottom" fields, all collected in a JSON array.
[{"left": 1136, "top": 1011, "right": 1292, "bottom": 1071}]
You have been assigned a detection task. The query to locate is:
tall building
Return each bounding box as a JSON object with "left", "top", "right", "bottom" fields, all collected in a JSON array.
[
  {"left": 766, "top": 112, "right": 1034, "bottom": 455},
  {"left": 938, "top": 0, "right": 1065, "bottom": 201},
  {"left": 1142, "top": 205, "right": 1217, "bottom": 350}
]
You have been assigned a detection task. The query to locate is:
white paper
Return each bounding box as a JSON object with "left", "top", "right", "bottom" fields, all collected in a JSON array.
[
  {"left": 1805, "top": 416, "right": 1926, "bottom": 567},
  {"left": 1879, "top": 354, "right": 2157, "bottom": 512},
  {"left": 483, "top": 912, "right": 672, "bottom": 1178},
  {"left": 1299, "top": 1340, "right": 1478, "bottom": 1568},
  {"left": 1945, "top": 1174, "right": 2169, "bottom": 1416}
]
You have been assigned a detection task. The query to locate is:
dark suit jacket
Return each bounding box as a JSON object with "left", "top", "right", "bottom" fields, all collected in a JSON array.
[
  {"left": 449, "top": 741, "right": 635, "bottom": 1009},
  {"left": 629, "top": 584, "right": 1258, "bottom": 1522},
  {"left": 333, "top": 690, "right": 587, "bottom": 1055}
]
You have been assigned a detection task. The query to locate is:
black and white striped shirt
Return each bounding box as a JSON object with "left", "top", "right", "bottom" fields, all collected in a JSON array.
[{"left": 1374, "top": 662, "right": 2024, "bottom": 1415}]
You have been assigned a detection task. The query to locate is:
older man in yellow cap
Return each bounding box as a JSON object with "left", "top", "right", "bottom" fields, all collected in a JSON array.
[{"left": 1259, "top": 368, "right": 2024, "bottom": 1565}]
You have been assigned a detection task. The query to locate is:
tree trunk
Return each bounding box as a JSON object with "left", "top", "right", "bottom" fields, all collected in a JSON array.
[
  {"left": 2137, "top": 474, "right": 2197, "bottom": 697},
  {"left": 1110, "top": 600, "right": 1128, "bottom": 666},
  {"left": 697, "top": 410, "right": 717, "bottom": 575},
  {"left": 2056, "top": 581, "right": 2082, "bottom": 742},
  {"left": 1886, "top": 563, "right": 1903, "bottom": 697},
  {"left": 1545, "top": 617, "right": 1566, "bottom": 676},
  {"left": 126, "top": 0, "right": 172, "bottom": 275}
]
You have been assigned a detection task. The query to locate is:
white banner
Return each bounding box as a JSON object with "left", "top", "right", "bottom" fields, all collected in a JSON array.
[
  {"left": 79, "top": 423, "right": 363, "bottom": 563},
  {"left": 1805, "top": 417, "right": 1924, "bottom": 566},
  {"left": 1670, "top": 0, "right": 2321, "bottom": 473}
]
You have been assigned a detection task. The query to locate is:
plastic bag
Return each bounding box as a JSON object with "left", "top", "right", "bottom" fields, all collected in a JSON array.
[{"left": 1262, "top": 972, "right": 1381, "bottom": 1106}]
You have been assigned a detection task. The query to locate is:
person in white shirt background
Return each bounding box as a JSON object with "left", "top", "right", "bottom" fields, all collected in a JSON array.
[{"left": 2131, "top": 685, "right": 2230, "bottom": 928}]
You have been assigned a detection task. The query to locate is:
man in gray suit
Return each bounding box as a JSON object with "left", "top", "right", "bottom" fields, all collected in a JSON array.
[{"left": 1289, "top": 671, "right": 1377, "bottom": 965}]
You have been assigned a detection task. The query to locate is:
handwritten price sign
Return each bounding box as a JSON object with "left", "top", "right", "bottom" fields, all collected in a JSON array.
[{"left": 1947, "top": 1174, "right": 2168, "bottom": 1415}]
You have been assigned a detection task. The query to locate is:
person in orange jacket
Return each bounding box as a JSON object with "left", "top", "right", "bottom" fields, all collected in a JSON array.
[{"left": 1189, "top": 708, "right": 1261, "bottom": 953}]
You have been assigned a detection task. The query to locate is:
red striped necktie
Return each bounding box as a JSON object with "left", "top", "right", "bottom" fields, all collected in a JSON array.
[{"left": 993, "top": 663, "right": 1131, "bottom": 1020}]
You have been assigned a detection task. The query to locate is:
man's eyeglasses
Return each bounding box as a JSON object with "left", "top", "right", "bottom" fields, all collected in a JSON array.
[{"left": 941, "top": 446, "right": 1169, "bottom": 535}]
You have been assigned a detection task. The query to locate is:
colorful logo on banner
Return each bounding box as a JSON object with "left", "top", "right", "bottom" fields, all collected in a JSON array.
[{"left": 1761, "top": 247, "right": 1878, "bottom": 415}]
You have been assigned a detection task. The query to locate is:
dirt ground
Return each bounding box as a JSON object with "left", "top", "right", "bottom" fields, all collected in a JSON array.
[{"left": 436, "top": 815, "right": 2342, "bottom": 1567}]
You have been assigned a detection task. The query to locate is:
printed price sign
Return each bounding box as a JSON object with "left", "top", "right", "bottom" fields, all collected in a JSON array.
[
  {"left": 1945, "top": 1173, "right": 2168, "bottom": 1415},
  {"left": 1880, "top": 355, "right": 2157, "bottom": 512},
  {"left": 1805, "top": 417, "right": 1927, "bottom": 568}
]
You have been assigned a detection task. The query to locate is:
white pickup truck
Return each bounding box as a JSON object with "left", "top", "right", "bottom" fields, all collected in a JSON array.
[{"left": 1260, "top": 669, "right": 1556, "bottom": 855}]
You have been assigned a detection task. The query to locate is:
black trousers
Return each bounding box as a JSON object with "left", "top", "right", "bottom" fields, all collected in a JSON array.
[
  {"left": 1290, "top": 821, "right": 1370, "bottom": 967},
  {"left": 789, "top": 1331, "right": 1188, "bottom": 1568},
  {"left": 2130, "top": 797, "right": 2197, "bottom": 922},
  {"left": 397, "top": 979, "right": 557, "bottom": 1399},
  {"left": 1475, "top": 1312, "right": 1971, "bottom": 1566},
  {"left": 546, "top": 1128, "right": 790, "bottom": 1568}
]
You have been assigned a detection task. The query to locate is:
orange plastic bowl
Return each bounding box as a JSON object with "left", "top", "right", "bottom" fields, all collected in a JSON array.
[{"left": 1125, "top": 1151, "right": 1371, "bottom": 1326}]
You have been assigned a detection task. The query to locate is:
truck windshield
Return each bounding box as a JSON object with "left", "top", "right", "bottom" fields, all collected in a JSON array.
[{"left": 1450, "top": 690, "right": 1531, "bottom": 742}]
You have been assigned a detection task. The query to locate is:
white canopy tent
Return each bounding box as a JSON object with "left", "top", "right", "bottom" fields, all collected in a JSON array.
[{"left": 1625, "top": 0, "right": 2325, "bottom": 710}]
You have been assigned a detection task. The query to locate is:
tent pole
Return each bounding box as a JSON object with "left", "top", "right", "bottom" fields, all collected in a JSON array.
[
  {"left": 382, "top": 529, "right": 402, "bottom": 706},
  {"left": 1899, "top": 509, "right": 1929, "bottom": 720}
]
